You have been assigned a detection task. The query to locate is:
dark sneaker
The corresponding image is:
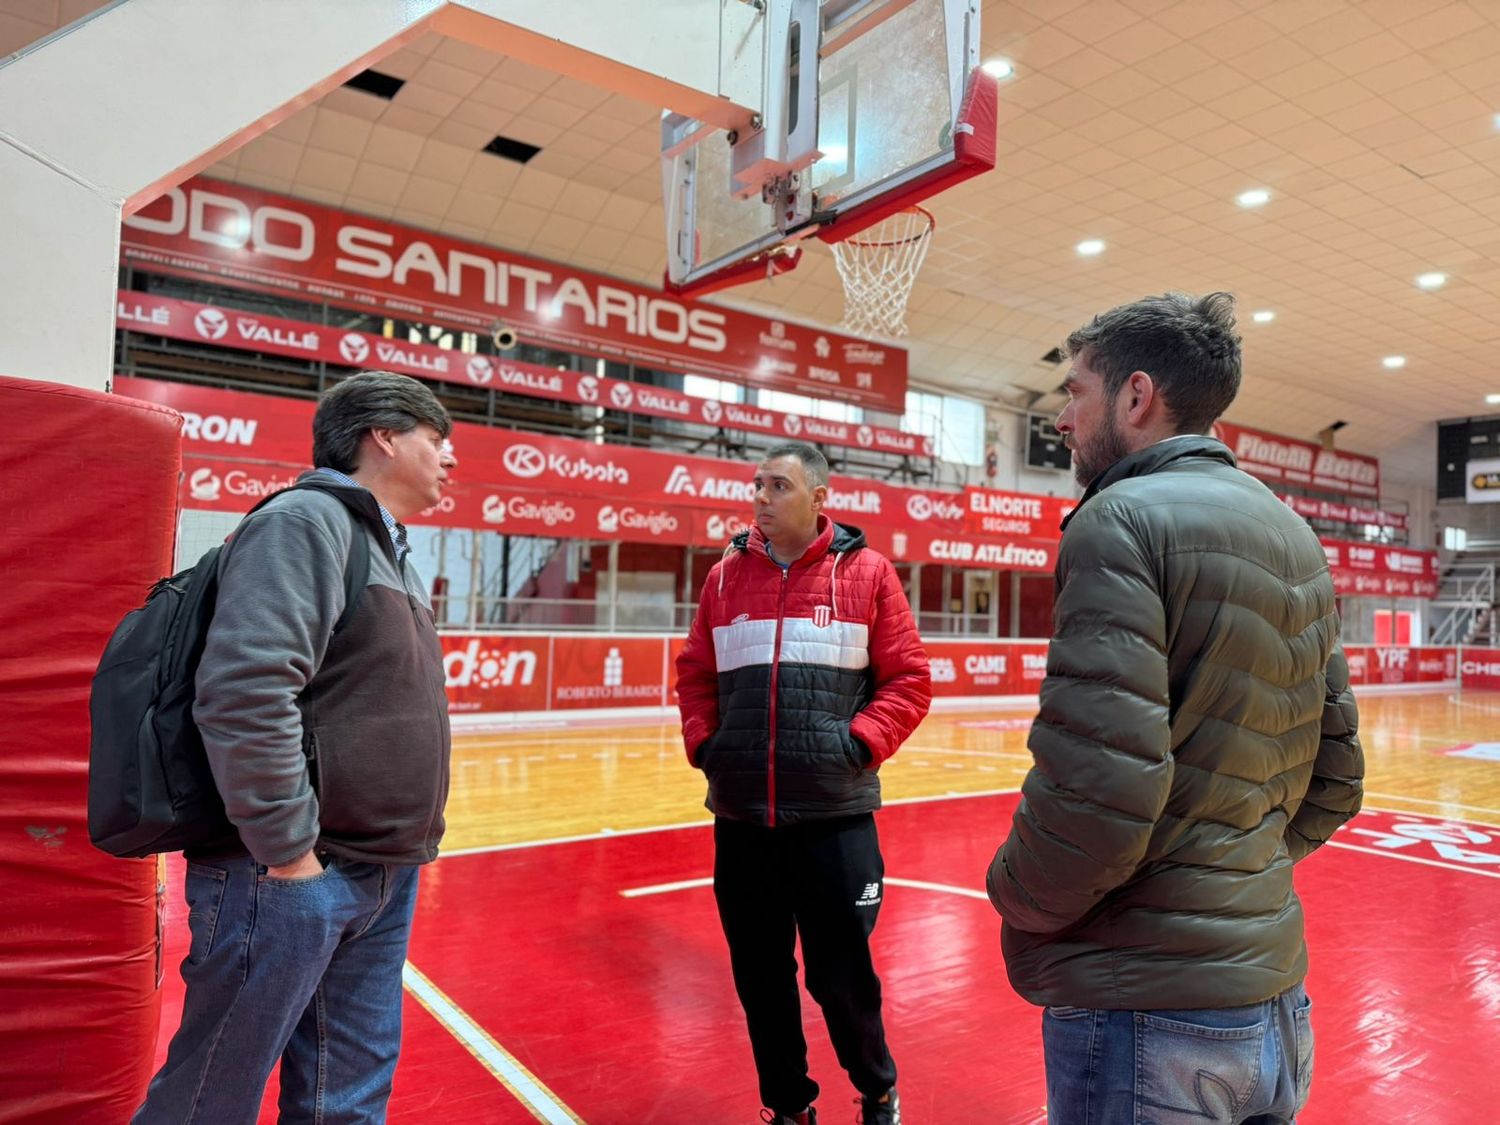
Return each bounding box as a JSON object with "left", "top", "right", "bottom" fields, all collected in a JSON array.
[
  {"left": 760, "top": 1108, "right": 817, "bottom": 1125},
  {"left": 857, "top": 1087, "right": 900, "bottom": 1125}
]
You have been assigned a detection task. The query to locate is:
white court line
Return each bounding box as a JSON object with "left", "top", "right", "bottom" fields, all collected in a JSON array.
[
  {"left": 440, "top": 818, "right": 709, "bottom": 857},
  {"left": 887, "top": 745, "right": 1035, "bottom": 761},
  {"left": 402, "top": 961, "right": 583, "bottom": 1124},
  {"left": 887, "top": 876, "right": 989, "bottom": 900},
  {"left": 620, "top": 875, "right": 990, "bottom": 901},
  {"left": 1365, "top": 796, "right": 1500, "bottom": 821},
  {"left": 1326, "top": 840, "right": 1500, "bottom": 880},
  {"left": 621, "top": 876, "right": 713, "bottom": 898},
  {"left": 439, "top": 788, "right": 1023, "bottom": 858}
]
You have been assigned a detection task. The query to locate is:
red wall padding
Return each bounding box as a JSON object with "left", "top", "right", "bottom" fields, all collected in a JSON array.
[{"left": 0, "top": 377, "right": 181, "bottom": 1123}]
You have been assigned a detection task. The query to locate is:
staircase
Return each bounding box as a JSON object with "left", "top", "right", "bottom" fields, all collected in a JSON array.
[{"left": 1429, "top": 559, "right": 1496, "bottom": 645}]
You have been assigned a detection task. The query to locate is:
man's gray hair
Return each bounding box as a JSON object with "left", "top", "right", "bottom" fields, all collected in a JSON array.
[
  {"left": 312, "top": 371, "right": 452, "bottom": 473},
  {"left": 763, "top": 441, "right": 829, "bottom": 489}
]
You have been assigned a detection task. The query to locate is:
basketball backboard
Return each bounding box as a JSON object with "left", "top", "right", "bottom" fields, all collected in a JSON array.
[{"left": 662, "top": 0, "right": 995, "bottom": 299}]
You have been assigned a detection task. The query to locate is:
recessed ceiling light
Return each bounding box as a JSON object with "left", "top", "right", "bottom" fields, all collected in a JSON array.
[
  {"left": 1416, "top": 271, "right": 1447, "bottom": 289},
  {"left": 1076, "top": 239, "right": 1105, "bottom": 256},
  {"left": 1252, "top": 310, "right": 1275, "bottom": 323},
  {"left": 1487, "top": 393, "right": 1500, "bottom": 405},
  {"left": 1383, "top": 355, "right": 1406, "bottom": 369},
  {"left": 1237, "top": 188, "right": 1271, "bottom": 208},
  {"left": 981, "top": 57, "right": 1015, "bottom": 79}
]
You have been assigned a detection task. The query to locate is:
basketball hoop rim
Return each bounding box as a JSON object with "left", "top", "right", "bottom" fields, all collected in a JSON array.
[{"left": 834, "top": 205, "right": 936, "bottom": 249}]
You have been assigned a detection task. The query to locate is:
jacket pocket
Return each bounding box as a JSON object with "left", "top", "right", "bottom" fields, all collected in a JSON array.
[
  {"left": 695, "top": 729, "right": 722, "bottom": 772},
  {"left": 840, "top": 722, "right": 868, "bottom": 775},
  {"left": 184, "top": 863, "right": 228, "bottom": 966}
]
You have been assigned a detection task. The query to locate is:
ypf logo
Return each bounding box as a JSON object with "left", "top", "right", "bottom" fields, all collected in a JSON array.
[
  {"left": 502, "top": 444, "right": 546, "bottom": 479},
  {"left": 856, "top": 425, "right": 874, "bottom": 447},
  {"left": 466, "top": 356, "right": 494, "bottom": 385},
  {"left": 481, "top": 495, "right": 507, "bottom": 524},
  {"left": 188, "top": 466, "right": 221, "bottom": 501},
  {"left": 597, "top": 505, "right": 619, "bottom": 533},
  {"left": 577, "top": 375, "right": 600, "bottom": 403},
  {"left": 701, "top": 400, "right": 723, "bottom": 425},
  {"left": 784, "top": 414, "right": 803, "bottom": 436},
  {"left": 338, "top": 334, "right": 370, "bottom": 364},
  {"left": 193, "top": 308, "right": 229, "bottom": 340},
  {"left": 609, "top": 383, "right": 634, "bottom": 409},
  {"left": 906, "top": 494, "right": 934, "bottom": 521}
]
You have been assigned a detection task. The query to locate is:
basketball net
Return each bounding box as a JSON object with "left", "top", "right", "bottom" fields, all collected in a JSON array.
[{"left": 830, "top": 206, "right": 935, "bottom": 338}]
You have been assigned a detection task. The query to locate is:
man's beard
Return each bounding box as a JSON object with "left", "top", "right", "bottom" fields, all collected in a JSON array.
[{"left": 1071, "top": 404, "right": 1130, "bottom": 488}]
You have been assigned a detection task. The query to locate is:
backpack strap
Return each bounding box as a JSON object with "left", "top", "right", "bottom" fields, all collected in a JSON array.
[
  {"left": 239, "top": 481, "right": 372, "bottom": 637},
  {"left": 332, "top": 519, "right": 369, "bottom": 636}
]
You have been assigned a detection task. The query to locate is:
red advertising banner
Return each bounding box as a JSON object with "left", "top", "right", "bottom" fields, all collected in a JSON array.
[
  {"left": 1343, "top": 646, "right": 1457, "bottom": 687},
  {"left": 926, "top": 641, "right": 1050, "bottom": 697},
  {"left": 115, "top": 377, "right": 1432, "bottom": 585},
  {"left": 548, "top": 636, "right": 668, "bottom": 710},
  {"left": 1213, "top": 420, "right": 1379, "bottom": 499},
  {"left": 1278, "top": 493, "right": 1406, "bottom": 530},
  {"left": 121, "top": 177, "right": 909, "bottom": 411},
  {"left": 1459, "top": 652, "right": 1500, "bottom": 691},
  {"left": 443, "top": 634, "right": 551, "bottom": 713},
  {"left": 116, "top": 291, "right": 932, "bottom": 458},
  {"left": 438, "top": 635, "right": 1466, "bottom": 714},
  {"left": 1322, "top": 539, "right": 1440, "bottom": 598},
  {"left": 962, "top": 487, "right": 1075, "bottom": 540}
]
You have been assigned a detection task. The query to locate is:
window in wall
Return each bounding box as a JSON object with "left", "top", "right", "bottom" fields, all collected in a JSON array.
[
  {"left": 904, "top": 390, "right": 984, "bottom": 465},
  {"left": 760, "top": 389, "right": 863, "bottom": 422},
  {"left": 682, "top": 374, "right": 745, "bottom": 403}
]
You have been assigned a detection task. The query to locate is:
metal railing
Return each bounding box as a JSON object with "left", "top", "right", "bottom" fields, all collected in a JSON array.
[
  {"left": 432, "top": 597, "right": 1007, "bottom": 636},
  {"left": 916, "top": 611, "right": 1000, "bottom": 636},
  {"left": 1429, "top": 562, "right": 1496, "bottom": 645},
  {"left": 434, "top": 596, "right": 701, "bottom": 632}
]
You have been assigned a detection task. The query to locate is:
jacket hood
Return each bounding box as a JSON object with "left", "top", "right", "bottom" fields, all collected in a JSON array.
[
  {"left": 720, "top": 516, "right": 867, "bottom": 601},
  {"left": 733, "top": 514, "right": 867, "bottom": 560},
  {"left": 1062, "top": 435, "right": 1236, "bottom": 531}
]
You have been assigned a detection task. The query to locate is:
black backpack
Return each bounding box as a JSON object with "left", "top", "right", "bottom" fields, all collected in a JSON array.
[{"left": 88, "top": 483, "right": 371, "bottom": 858}]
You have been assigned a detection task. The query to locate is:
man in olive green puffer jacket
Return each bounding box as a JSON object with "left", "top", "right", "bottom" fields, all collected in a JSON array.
[{"left": 987, "top": 292, "right": 1363, "bottom": 1125}]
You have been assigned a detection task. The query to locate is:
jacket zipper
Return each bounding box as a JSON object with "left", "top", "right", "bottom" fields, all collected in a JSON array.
[{"left": 767, "top": 565, "right": 790, "bottom": 826}]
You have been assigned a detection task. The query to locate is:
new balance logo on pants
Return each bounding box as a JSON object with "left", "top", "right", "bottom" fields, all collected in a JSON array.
[{"left": 856, "top": 882, "right": 882, "bottom": 907}]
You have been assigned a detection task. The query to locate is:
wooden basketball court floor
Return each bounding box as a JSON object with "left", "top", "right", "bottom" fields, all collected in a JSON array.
[{"left": 153, "top": 688, "right": 1500, "bottom": 1123}]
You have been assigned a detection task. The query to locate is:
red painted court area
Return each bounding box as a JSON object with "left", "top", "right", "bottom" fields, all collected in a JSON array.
[{"left": 157, "top": 793, "right": 1500, "bottom": 1123}]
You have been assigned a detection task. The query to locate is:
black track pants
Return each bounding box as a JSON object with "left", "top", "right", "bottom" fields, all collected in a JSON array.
[{"left": 713, "top": 813, "right": 897, "bottom": 1115}]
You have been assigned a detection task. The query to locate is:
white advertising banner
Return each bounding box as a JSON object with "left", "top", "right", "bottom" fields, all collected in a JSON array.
[{"left": 1465, "top": 457, "right": 1500, "bottom": 503}]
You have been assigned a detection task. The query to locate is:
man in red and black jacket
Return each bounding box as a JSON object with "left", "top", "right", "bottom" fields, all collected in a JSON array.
[{"left": 677, "top": 441, "right": 930, "bottom": 1125}]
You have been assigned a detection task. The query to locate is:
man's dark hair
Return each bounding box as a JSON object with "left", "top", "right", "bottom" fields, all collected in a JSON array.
[
  {"left": 312, "top": 371, "right": 453, "bottom": 472},
  {"left": 1066, "top": 291, "right": 1241, "bottom": 433},
  {"left": 763, "top": 441, "right": 830, "bottom": 489}
]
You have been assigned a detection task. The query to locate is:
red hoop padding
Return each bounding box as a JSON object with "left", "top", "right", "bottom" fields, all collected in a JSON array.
[
  {"left": 816, "top": 66, "right": 998, "bottom": 245},
  {"left": 0, "top": 376, "right": 181, "bottom": 1122},
  {"left": 663, "top": 244, "right": 804, "bottom": 300}
]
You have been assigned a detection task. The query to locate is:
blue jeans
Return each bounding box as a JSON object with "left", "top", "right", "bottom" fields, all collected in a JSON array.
[
  {"left": 134, "top": 855, "right": 420, "bottom": 1125},
  {"left": 1042, "top": 985, "right": 1313, "bottom": 1125}
]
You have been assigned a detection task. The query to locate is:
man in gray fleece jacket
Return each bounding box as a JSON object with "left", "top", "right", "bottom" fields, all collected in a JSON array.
[{"left": 136, "top": 371, "right": 457, "bottom": 1124}]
